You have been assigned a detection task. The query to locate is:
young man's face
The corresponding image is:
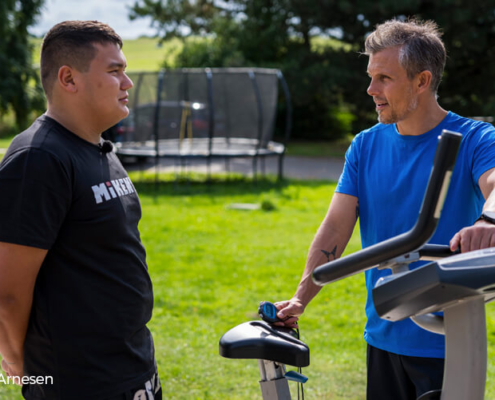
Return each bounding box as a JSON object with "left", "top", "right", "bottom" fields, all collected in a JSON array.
[
  {"left": 366, "top": 46, "right": 419, "bottom": 125},
  {"left": 77, "top": 42, "right": 133, "bottom": 129}
]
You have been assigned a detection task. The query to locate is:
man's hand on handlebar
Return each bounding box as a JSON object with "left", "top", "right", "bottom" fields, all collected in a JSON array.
[
  {"left": 272, "top": 299, "right": 305, "bottom": 329},
  {"left": 450, "top": 220, "right": 495, "bottom": 253}
]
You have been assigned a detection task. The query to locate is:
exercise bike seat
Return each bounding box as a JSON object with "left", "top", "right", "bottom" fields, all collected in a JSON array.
[
  {"left": 219, "top": 321, "right": 310, "bottom": 367},
  {"left": 373, "top": 247, "right": 495, "bottom": 321}
]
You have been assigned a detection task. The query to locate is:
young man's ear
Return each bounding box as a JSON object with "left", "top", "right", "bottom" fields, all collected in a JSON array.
[
  {"left": 416, "top": 70, "right": 432, "bottom": 93},
  {"left": 57, "top": 66, "right": 78, "bottom": 93}
]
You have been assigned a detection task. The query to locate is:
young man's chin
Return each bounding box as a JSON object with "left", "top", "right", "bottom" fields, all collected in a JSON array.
[{"left": 116, "top": 106, "right": 130, "bottom": 121}]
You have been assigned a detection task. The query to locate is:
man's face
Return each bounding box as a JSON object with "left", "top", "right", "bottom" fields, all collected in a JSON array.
[
  {"left": 366, "top": 46, "right": 419, "bottom": 125},
  {"left": 77, "top": 42, "right": 133, "bottom": 129}
]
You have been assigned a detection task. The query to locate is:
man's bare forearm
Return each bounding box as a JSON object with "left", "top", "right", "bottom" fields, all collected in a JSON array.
[
  {"left": 293, "top": 196, "right": 358, "bottom": 308},
  {"left": 293, "top": 231, "right": 352, "bottom": 307}
]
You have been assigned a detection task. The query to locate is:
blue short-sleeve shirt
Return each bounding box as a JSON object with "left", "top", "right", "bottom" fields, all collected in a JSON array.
[{"left": 336, "top": 111, "right": 495, "bottom": 358}]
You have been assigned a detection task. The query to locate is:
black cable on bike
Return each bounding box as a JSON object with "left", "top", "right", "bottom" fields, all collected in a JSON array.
[{"left": 296, "top": 327, "right": 304, "bottom": 400}]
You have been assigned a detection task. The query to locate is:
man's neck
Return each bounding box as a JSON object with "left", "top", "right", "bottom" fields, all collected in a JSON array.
[
  {"left": 396, "top": 100, "right": 448, "bottom": 137},
  {"left": 46, "top": 107, "right": 102, "bottom": 145}
]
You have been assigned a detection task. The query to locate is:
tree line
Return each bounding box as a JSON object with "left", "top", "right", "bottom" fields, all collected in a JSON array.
[
  {"left": 0, "top": 0, "right": 44, "bottom": 133},
  {"left": 130, "top": 0, "right": 495, "bottom": 139},
  {"left": 3, "top": 0, "right": 495, "bottom": 139}
]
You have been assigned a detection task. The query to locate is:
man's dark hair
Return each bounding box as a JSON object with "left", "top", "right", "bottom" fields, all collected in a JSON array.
[
  {"left": 364, "top": 19, "right": 446, "bottom": 95},
  {"left": 41, "top": 20, "right": 123, "bottom": 99}
]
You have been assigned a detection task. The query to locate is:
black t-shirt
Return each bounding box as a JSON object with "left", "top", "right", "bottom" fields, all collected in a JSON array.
[{"left": 0, "top": 115, "right": 155, "bottom": 399}]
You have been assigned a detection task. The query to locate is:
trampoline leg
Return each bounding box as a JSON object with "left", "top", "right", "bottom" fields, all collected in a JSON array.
[
  {"left": 253, "top": 156, "right": 258, "bottom": 182},
  {"left": 179, "top": 157, "right": 190, "bottom": 184},
  {"left": 173, "top": 158, "right": 180, "bottom": 182},
  {"left": 278, "top": 155, "right": 284, "bottom": 181},
  {"left": 154, "top": 155, "right": 159, "bottom": 200},
  {"left": 207, "top": 157, "right": 211, "bottom": 183},
  {"left": 138, "top": 158, "right": 145, "bottom": 182},
  {"left": 225, "top": 158, "right": 230, "bottom": 181}
]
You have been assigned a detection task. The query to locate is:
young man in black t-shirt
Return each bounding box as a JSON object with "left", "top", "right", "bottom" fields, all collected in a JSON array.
[{"left": 0, "top": 21, "right": 160, "bottom": 399}]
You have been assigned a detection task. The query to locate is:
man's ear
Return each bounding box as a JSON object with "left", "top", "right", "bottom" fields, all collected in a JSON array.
[
  {"left": 57, "top": 66, "right": 78, "bottom": 93},
  {"left": 416, "top": 70, "right": 432, "bottom": 94}
]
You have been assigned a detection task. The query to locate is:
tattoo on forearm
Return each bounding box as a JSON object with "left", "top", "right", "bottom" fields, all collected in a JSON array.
[{"left": 321, "top": 245, "right": 337, "bottom": 262}]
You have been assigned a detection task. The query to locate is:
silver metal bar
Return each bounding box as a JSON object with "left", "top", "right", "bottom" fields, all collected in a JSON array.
[
  {"left": 262, "top": 360, "right": 286, "bottom": 381},
  {"left": 441, "top": 296, "right": 486, "bottom": 400},
  {"left": 259, "top": 378, "right": 291, "bottom": 400},
  {"left": 258, "top": 360, "right": 291, "bottom": 400},
  {"left": 258, "top": 359, "right": 267, "bottom": 382}
]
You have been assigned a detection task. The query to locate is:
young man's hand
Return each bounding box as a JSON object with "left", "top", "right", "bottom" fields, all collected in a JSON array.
[{"left": 1, "top": 359, "right": 23, "bottom": 385}]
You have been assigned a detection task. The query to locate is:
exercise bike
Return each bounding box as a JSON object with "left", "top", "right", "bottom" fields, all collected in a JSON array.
[
  {"left": 219, "top": 302, "right": 310, "bottom": 400},
  {"left": 219, "top": 129, "right": 473, "bottom": 399},
  {"left": 313, "top": 129, "right": 495, "bottom": 399}
]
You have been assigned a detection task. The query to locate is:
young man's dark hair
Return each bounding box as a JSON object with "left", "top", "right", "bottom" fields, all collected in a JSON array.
[{"left": 40, "top": 20, "right": 123, "bottom": 99}]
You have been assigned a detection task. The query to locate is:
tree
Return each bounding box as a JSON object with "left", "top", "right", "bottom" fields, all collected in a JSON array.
[
  {"left": 0, "top": 0, "right": 45, "bottom": 132},
  {"left": 346, "top": 0, "right": 495, "bottom": 120},
  {"left": 130, "top": 0, "right": 495, "bottom": 139}
]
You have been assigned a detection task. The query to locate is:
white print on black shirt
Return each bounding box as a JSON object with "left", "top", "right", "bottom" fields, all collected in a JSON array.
[{"left": 91, "top": 178, "right": 136, "bottom": 204}]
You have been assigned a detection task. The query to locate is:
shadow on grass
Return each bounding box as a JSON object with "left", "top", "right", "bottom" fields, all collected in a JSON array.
[{"left": 130, "top": 171, "right": 337, "bottom": 198}]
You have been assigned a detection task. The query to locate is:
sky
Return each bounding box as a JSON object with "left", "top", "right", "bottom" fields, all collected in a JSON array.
[{"left": 29, "top": 0, "right": 157, "bottom": 39}]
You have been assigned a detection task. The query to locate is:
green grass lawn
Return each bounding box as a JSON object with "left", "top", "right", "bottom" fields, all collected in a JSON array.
[
  {"left": 130, "top": 177, "right": 367, "bottom": 399},
  {"left": 3, "top": 175, "right": 495, "bottom": 399},
  {"left": 136, "top": 177, "right": 495, "bottom": 400}
]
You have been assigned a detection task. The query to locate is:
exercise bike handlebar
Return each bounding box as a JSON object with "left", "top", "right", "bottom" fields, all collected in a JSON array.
[
  {"left": 312, "top": 129, "right": 462, "bottom": 286},
  {"left": 417, "top": 243, "right": 459, "bottom": 260}
]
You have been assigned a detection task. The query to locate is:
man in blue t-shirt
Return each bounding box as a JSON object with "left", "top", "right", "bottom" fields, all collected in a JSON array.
[{"left": 275, "top": 19, "right": 495, "bottom": 400}]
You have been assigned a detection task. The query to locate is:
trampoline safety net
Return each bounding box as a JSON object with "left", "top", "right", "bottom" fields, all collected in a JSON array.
[{"left": 114, "top": 68, "right": 292, "bottom": 179}]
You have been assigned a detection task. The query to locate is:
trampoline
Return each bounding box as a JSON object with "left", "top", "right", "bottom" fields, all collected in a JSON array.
[{"left": 114, "top": 68, "right": 292, "bottom": 180}]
